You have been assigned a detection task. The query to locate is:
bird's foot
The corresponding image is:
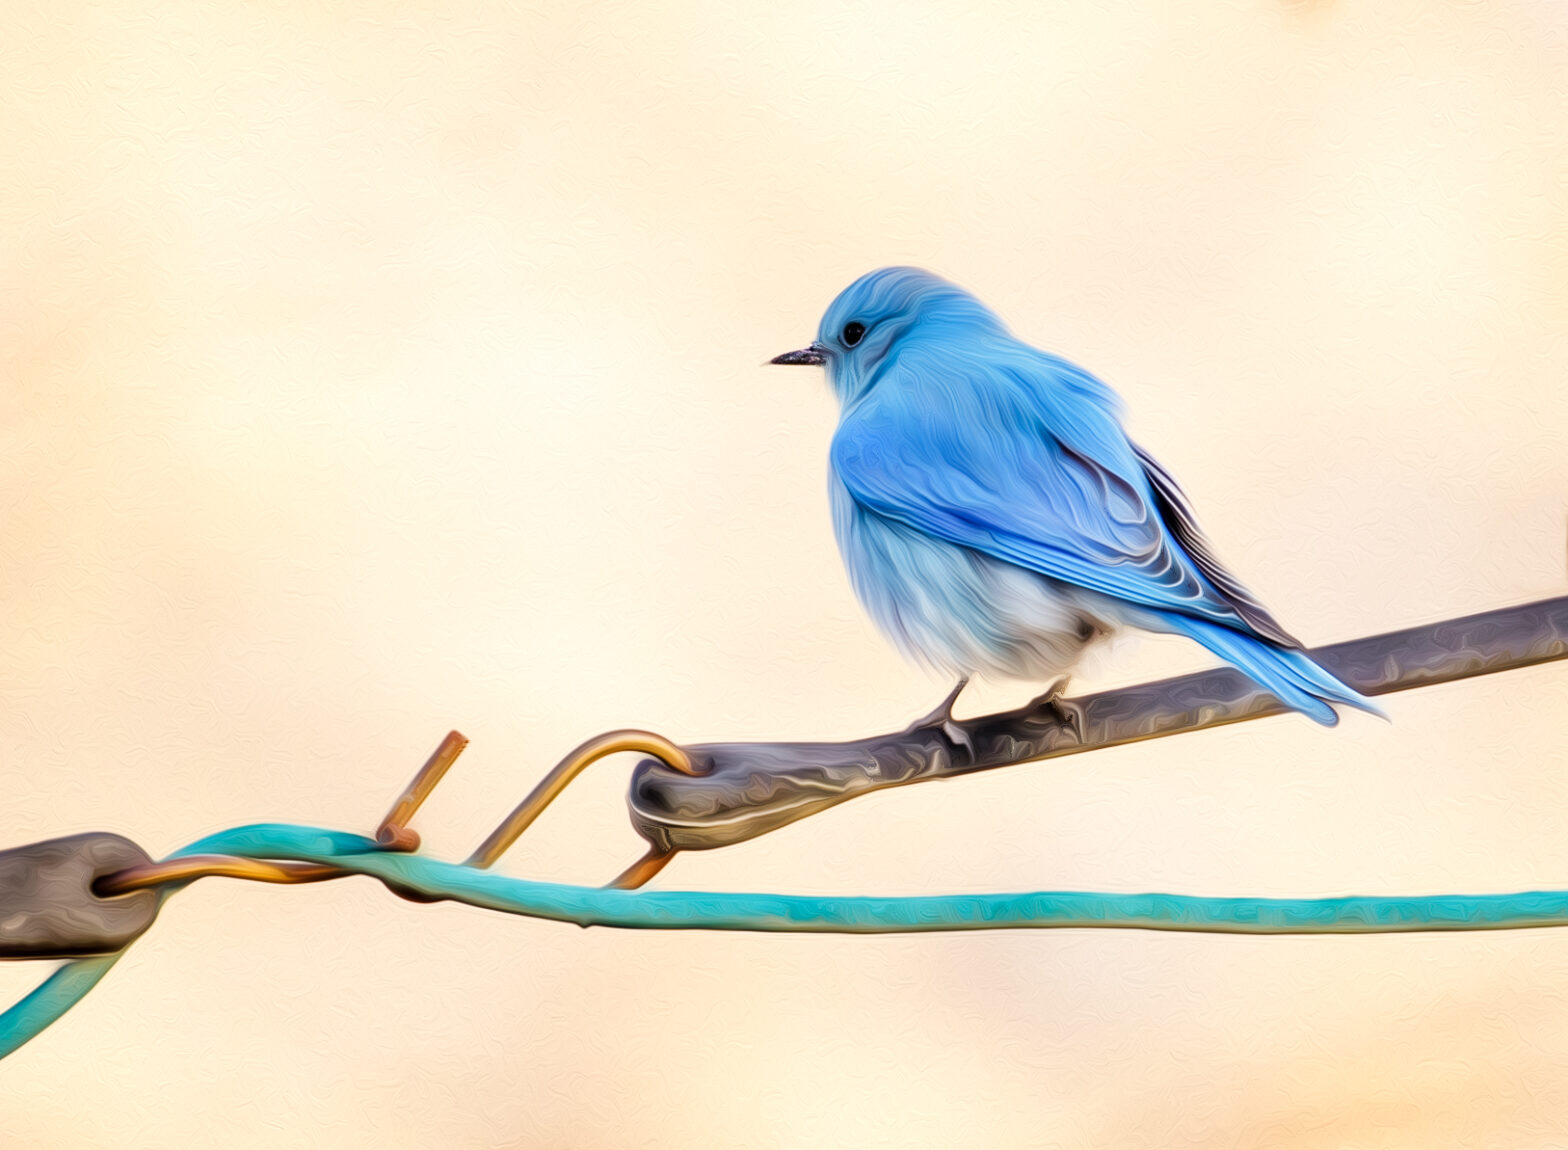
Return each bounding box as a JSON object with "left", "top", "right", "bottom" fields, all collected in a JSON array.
[
  {"left": 1028, "top": 677, "right": 1086, "bottom": 746},
  {"left": 905, "top": 678, "right": 969, "bottom": 732},
  {"left": 904, "top": 678, "right": 975, "bottom": 763}
]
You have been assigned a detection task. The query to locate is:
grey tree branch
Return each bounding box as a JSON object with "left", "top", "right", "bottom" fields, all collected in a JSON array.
[{"left": 627, "top": 595, "right": 1568, "bottom": 854}]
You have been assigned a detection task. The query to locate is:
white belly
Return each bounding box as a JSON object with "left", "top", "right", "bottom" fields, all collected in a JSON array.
[{"left": 830, "top": 478, "right": 1107, "bottom": 681}]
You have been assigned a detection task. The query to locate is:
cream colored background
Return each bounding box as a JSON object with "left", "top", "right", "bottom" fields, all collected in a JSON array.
[{"left": 4, "top": 2, "right": 1568, "bottom": 1146}]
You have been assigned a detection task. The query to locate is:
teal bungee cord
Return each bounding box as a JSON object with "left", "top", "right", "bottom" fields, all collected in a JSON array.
[
  {"left": 8, "top": 820, "right": 1568, "bottom": 1059},
  {"left": 1, "top": 955, "right": 122, "bottom": 1060}
]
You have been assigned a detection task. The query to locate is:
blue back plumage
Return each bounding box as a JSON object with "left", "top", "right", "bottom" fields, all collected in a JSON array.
[{"left": 804, "top": 267, "right": 1379, "bottom": 726}]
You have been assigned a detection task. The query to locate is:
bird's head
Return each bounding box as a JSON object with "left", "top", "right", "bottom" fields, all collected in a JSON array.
[{"left": 770, "top": 267, "right": 1008, "bottom": 404}]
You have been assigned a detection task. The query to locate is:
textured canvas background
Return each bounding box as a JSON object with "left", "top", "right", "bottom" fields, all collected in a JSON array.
[{"left": 4, "top": 3, "right": 1567, "bottom": 1146}]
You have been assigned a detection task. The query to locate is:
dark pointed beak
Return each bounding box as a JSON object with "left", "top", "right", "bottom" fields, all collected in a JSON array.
[{"left": 768, "top": 342, "right": 828, "bottom": 366}]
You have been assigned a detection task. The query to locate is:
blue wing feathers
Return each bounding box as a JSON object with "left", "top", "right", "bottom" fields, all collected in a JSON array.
[
  {"left": 831, "top": 339, "right": 1380, "bottom": 724},
  {"left": 831, "top": 360, "right": 1255, "bottom": 633},
  {"left": 1132, "top": 442, "right": 1303, "bottom": 649}
]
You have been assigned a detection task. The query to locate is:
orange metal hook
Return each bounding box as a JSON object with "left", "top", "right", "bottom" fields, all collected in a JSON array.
[{"left": 465, "top": 729, "right": 696, "bottom": 874}]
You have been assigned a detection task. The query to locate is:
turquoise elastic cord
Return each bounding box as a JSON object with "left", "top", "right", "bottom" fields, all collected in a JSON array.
[
  {"left": 0, "top": 954, "right": 122, "bottom": 1060},
  {"left": 7, "top": 821, "right": 1568, "bottom": 1058}
]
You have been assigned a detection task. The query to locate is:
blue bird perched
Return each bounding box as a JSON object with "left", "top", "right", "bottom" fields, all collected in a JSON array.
[{"left": 770, "top": 267, "right": 1379, "bottom": 733}]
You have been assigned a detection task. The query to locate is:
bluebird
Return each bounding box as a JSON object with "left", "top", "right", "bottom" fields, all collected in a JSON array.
[{"left": 770, "top": 267, "right": 1378, "bottom": 735}]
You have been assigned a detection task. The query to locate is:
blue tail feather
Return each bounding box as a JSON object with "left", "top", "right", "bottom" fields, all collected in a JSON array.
[{"left": 1162, "top": 614, "right": 1384, "bottom": 726}]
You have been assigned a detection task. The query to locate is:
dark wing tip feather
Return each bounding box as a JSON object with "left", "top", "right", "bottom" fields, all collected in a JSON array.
[{"left": 1133, "top": 443, "right": 1303, "bottom": 649}]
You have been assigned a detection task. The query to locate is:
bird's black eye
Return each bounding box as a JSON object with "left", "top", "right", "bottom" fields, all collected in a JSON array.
[{"left": 841, "top": 321, "right": 866, "bottom": 347}]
